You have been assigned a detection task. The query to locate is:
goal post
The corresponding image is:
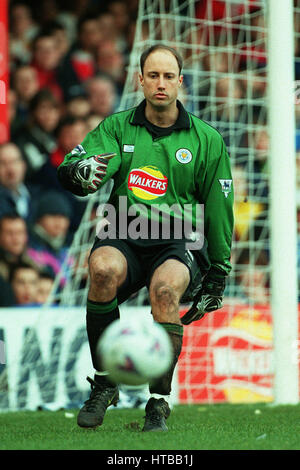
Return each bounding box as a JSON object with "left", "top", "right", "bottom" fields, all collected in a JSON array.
[{"left": 268, "top": 0, "right": 299, "bottom": 404}]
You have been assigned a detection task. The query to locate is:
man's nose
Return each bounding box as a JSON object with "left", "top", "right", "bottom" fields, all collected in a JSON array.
[{"left": 158, "top": 76, "right": 166, "bottom": 88}]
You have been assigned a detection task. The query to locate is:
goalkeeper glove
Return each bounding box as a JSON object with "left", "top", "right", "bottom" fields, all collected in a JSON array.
[
  {"left": 72, "top": 153, "right": 116, "bottom": 194},
  {"left": 181, "top": 273, "right": 225, "bottom": 325}
]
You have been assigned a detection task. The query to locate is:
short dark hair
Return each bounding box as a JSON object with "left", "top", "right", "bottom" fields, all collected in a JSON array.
[
  {"left": 140, "top": 44, "right": 183, "bottom": 75},
  {"left": 0, "top": 213, "right": 24, "bottom": 231},
  {"left": 77, "top": 12, "right": 100, "bottom": 34},
  {"left": 29, "top": 89, "right": 59, "bottom": 113},
  {"left": 9, "top": 262, "right": 39, "bottom": 283}
]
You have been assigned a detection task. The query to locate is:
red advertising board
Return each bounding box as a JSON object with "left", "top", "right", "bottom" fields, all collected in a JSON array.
[
  {"left": 0, "top": 0, "right": 8, "bottom": 142},
  {"left": 178, "top": 304, "right": 300, "bottom": 404}
]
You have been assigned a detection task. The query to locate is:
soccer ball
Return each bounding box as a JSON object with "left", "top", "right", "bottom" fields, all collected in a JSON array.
[{"left": 97, "top": 316, "right": 173, "bottom": 386}]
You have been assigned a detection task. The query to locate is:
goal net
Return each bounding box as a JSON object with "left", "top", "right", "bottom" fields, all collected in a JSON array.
[{"left": 1, "top": 0, "right": 298, "bottom": 410}]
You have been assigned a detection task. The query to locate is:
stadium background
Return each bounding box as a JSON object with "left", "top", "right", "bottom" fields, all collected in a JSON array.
[{"left": 0, "top": 0, "right": 299, "bottom": 411}]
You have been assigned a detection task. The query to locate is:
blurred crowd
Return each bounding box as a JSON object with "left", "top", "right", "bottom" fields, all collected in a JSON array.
[
  {"left": 1, "top": 0, "right": 139, "bottom": 306},
  {"left": 0, "top": 0, "right": 299, "bottom": 307}
]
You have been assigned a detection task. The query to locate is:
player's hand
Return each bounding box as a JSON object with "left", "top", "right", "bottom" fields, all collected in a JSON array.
[
  {"left": 73, "top": 153, "right": 116, "bottom": 193},
  {"left": 181, "top": 274, "right": 225, "bottom": 325},
  {"left": 181, "top": 292, "right": 223, "bottom": 325}
]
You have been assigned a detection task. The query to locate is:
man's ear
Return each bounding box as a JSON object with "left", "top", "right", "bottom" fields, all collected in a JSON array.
[
  {"left": 139, "top": 73, "right": 144, "bottom": 87},
  {"left": 178, "top": 74, "right": 184, "bottom": 87}
]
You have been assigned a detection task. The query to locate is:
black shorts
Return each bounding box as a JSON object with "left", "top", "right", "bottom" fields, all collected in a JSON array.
[{"left": 90, "top": 236, "right": 211, "bottom": 304}]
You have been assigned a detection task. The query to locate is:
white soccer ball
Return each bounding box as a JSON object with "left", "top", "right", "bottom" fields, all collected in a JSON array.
[{"left": 97, "top": 316, "right": 173, "bottom": 386}]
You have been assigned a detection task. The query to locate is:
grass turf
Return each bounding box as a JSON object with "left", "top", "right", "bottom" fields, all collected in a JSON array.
[{"left": 1, "top": 403, "right": 300, "bottom": 451}]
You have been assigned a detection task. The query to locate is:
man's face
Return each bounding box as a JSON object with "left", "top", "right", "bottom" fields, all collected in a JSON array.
[
  {"left": 11, "top": 268, "right": 39, "bottom": 305},
  {"left": 0, "top": 218, "right": 28, "bottom": 256},
  {"left": 33, "top": 100, "right": 60, "bottom": 133},
  {"left": 79, "top": 19, "right": 102, "bottom": 51},
  {"left": 88, "top": 80, "right": 116, "bottom": 116},
  {"left": 34, "top": 37, "right": 60, "bottom": 71},
  {"left": 139, "top": 50, "right": 183, "bottom": 109},
  {"left": 38, "top": 214, "right": 70, "bottom": 238},
  {"left": 14, "top": 66, "right": 39, "bottom": 102},
  {"left": 35, "top": 277, "right": 54, "bottom": 304},
  {"left": 58, "top": 122, "right": 88, "bottom": 153},
  {"left": 0, "top": 144, "right": 26, "bottom": 190}
]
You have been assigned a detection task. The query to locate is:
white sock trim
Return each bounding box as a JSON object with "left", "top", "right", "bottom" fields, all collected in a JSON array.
[
  {"left": 94, "top": 370, "right": 109, "bottom": 376},
  {"left": 150, "top": 393, "right": 170, "bottom": 404}
]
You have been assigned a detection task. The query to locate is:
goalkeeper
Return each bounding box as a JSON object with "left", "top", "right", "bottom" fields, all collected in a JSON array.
[{"left": 57, "top": 44, "right": 234, "bottom": 432}]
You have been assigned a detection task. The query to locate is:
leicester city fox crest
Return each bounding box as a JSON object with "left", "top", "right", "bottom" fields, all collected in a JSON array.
[
  {"left": 175, "top": 148, "right": 192, "bottom": 164},
  {"left": 219, "top": 179, "right": 232, "bottom": 198}
]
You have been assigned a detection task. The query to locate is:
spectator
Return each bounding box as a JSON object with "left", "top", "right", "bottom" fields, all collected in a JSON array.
[
  {"left": 9, "top": 2, "right": 39, "bottom": 66},
  {"left": 0, "top": 142, "right": 40, "bottom": 222},
  {"left": 28, "top": 116, "right": 89, "bottom": 232},
  {"left": 35, "top": 271, "right": 55, "bottom": 305},
  {"left": 96, "top": 39, "right": 126, "bottom": 98},
  {"left": 238, "top": 11, "right": 267, "bottom": 71},
  {"left": 235, "top": 248, "right": 270, "bottom": 305},
  {"left": 30, "top": 31, "right": 64, "bottom": 102},
  {"left": 202, "top": 50, "right": 228, "bottom": 75},
  {"left": 0, "top": 214, "right": 39, "bottom": 282},
  {"left": 31, "top": 0, "right": 79, "bottom": 44},
  {"left": 97, "top": 10, "right": 118, "bottom": 42},
  {"left": 211, "top": 76, "right": 246, "bottom": 156},
  {"left": 242, "top": 124, "right": 270, "bottom": 199},
  {"left": 11, "top": 65, "right": 40, "bottom": 125},
  {"left": 57, "top": 12, "right": 102, "bottom": 101},
  {"left": 9, "top": 262, "right": 40, "bottom": 306},
  {"left": 65, "top": 94, "right": 91, "bottom": 119},
  {"left": 41, "top": 20, "right": 71, "bottom": 62},
  {"left": 107, "top": 0, "right": 131, "bottom": 54},
  {"left": 86, "top": 113, "right": 105, "bottom": 132},
  {"left": 50, "top": 116, "right": 88, "bottom": 169},
  {"left": 240, "top": 67, "right": 267, "bottom": 101},
  {"left": 215, "top": 76, "right": 244, "bottom": 123},
  {"left": 28, "top": 190, "right": 74, "bottom": 280},
  {"left": 34, "top": 0, "right": 62, "bottom": 27},
  {"left": 0, "top": 211, "right": 68, "bottom": 284},
  {"left": 84, "top": 74, "right": 118, "bottom": 117},
  {"left": 13, "top": 89, "right": 61, "bottom": 184}
]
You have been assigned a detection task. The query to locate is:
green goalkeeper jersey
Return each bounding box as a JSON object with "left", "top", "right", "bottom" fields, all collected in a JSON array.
[{"left": 58, "top": 100, "right": 234, "bottom": 276}]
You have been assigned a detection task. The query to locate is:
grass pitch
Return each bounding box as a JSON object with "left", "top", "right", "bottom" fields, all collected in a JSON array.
[{"left": 1, "top": 403, "right": 300, "bottom": 451}]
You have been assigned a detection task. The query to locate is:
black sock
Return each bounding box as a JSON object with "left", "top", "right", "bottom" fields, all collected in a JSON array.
[
  {"left": 86, "top": 297, "right": 119, "bottom": 373},
  {"left": 149, "top": 322, "right": 183, "bottom": 396}
]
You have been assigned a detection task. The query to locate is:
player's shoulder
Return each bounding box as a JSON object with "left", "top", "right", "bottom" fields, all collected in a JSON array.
[
  {"left": 98, "top": 106, "right": 138, "bottom": 136},
  {"left": 102, "top": 106, "right": 137, "bottom": 125},
  {"left": 188, "top": 112, "right": 224, "bottom": 141}
]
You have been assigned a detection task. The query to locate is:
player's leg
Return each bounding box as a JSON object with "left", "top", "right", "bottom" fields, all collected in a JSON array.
[
  {"left": 78, "top": 241, "right": 144, "bottom": 429},
  {"left": 86, "top": 245, "right": 128, "bottom": 373},
  {"left": 78, "top": 245, "right": 127, "bottom": 428},
  {"left": 143, "top": 258, "right": 190, "bottom": 431}
]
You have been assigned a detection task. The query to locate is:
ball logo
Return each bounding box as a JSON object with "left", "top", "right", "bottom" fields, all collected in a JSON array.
[
  {"left": 175, "top": 148, "right": 192, "bottom": 164},
  {"left": 128, "top": 166, "right": 168, "bottom": 200}
]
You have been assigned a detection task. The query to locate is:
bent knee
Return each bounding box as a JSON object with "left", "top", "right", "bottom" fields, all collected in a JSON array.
[
  {"left": 89, "top": 251, "right": 126, "bottom": 288},
  {"left": 90, "top": 263, "right": 116, "bottom": 287},
  {"left": 151, "top": 282, "right": 180, "bottom": 306}
]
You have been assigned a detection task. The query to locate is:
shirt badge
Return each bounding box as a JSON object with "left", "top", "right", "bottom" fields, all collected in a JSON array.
[
  {"left": 175, "top": 148, "right": 192, "bottom": 164},
  {"left": 71, "top": 144, "right": 86, "bottom": 156},
  {"left": 123, "top": 144, "right": 135, "bottom": 153},
  {"left": 219, "top": 179, "right": 232, "bottom": 198}
]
